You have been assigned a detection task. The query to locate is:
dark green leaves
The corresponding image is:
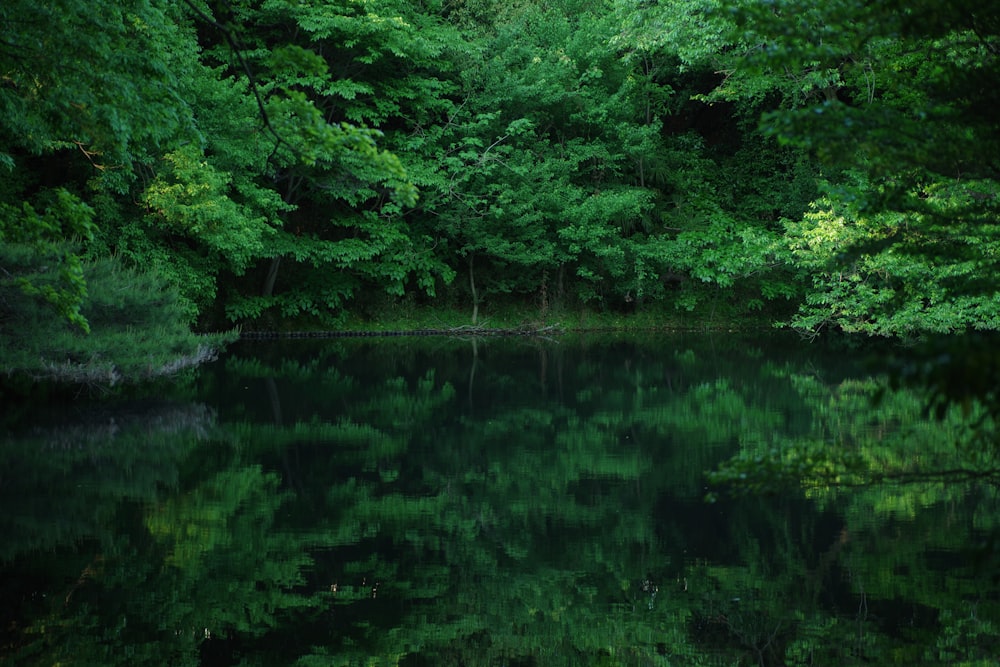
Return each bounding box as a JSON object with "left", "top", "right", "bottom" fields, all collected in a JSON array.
[{"left": 0, "top": 189, "right": 96, "bottom": 332}]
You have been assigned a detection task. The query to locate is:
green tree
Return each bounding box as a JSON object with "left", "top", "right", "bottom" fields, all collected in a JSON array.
[
  {"left": 0, "top": 0, "right": 232, "bottom": 383},
  {"left": 0, "top": 0, "right": 184, "bottom": 332},
  {"left": 2, "top": 0, "right": 457, "bottom": 384},
  {"left": 416, "top": 2, "right": 684, "bottom": 317},
  {"left": 192, "top": 0, "right": 457, "bottom": 327},
  {"left": 609, "top": 0, "right": 817, "bottom": 315},
  {"left": 729, "top": 0, "right": 1000, "bottom": 336}
]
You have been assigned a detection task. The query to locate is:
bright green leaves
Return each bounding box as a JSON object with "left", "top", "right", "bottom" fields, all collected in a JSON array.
[
  {"left": 408, "top": 2, "right": 706, "bottom": 313},
  {"left": 613, "top": 0, "right": 745, "bottom": 71},
  {"left": 254, "top": 0, "right": 460, "bottom": 125},
  {"left": 146, "top": 145, "right": 275, "bottom": 270},
  {"left": 265, "top": 90, "right": 417, "bottom": 208},
  {"left": 603, "top": 0, "right": 818, "bottom": 314},
  {"left": 738, "top": 0, "right": 1000, "bottom": 337},
  {"left": 784, "top": 181, "right": 1000, "bottom": 337},
  {"left": 0, "top": 0, "right": 224, "bottom": 380},
  {"left": 559, "top": 187, "right": 659, "bottom": 301},
  {"left": 267, "top": 44, "right": 329, "bottom": 80},
  {"left": 184, "top": 0, "right": 453, "bottom": 324}
]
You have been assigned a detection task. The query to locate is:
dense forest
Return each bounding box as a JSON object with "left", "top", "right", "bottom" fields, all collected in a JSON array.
[
  {"left": 1, "top": 0, "right": 998, "bottom": 382},
  {"left": 4, "top": 3, "right": 1000, "bottom": 662}
]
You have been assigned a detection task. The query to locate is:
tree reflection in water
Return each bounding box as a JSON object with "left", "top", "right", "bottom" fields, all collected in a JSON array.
[{"left": 2, "top": 334, "right": 999, "bottom": 666}]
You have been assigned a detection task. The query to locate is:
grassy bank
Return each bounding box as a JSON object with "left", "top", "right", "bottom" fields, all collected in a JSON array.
[{"left": 322, "top": 298, "right": 783, "bottom": 335}]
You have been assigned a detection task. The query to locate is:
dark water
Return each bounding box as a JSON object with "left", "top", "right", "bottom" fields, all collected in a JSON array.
[{"left": 2, "top": 333, "right": 999, "bottom": 666}]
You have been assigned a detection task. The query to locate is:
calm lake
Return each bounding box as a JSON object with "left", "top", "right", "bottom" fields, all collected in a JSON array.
[{"left": 2, "top": 333, "right": 999, "bottom": 666}]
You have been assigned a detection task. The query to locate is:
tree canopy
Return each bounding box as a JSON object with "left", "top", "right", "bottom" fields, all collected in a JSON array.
[{"left": 2, "top": 0, "right": 998, "bottom": 381}]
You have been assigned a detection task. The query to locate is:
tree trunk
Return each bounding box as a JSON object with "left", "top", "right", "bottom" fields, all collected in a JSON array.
[
  {"left": 468, "top": 254, "right": 479, "bottom": 325},
  {"left": 558, "top": 263, "right": 565, "bottom": 304},
  {"left": 262, "top": 256, "right": 281, "bottom": 297}
]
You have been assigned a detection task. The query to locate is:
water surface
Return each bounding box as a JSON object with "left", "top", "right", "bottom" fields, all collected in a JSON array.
[{"left": 2, "top": 333, "right": 998, "bottom": 666}]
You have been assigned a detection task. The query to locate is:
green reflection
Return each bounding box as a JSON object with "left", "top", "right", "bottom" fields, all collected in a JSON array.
[{"left": 3, "top": 334, "right": 999, "bottom": 666}]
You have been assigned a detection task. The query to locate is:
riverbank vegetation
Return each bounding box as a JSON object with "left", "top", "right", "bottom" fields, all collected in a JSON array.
[{"left": 1, "top": 0, "right": 997, "bottom": 383}]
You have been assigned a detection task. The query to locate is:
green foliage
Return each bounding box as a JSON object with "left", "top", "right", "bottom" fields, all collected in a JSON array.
[
  {"left": 0, "top": 257, "right": 230, "bottom": 386},
  {"left": 0, "top": 0, "right": 193, "bottom": 177},
  {"left": 186, "top": 0, "right": 458, "bottom": 324},
  {"left": 707, "top": 365, "right": 996, "bottom": 497},
  {"left": 145, "top": 464, "right": 317, "bottom": 632},
  {"left": 144, "top": 145, "right": 275, "bottom": 272},
  {"left": 0, "top": 189, "right": 96, "bottom": 331},
  {"left": 727, "top": 0, "right": 1000, "bottom": 336},
  {"left": 0, "top": 0, "right": 463, "bottom": 361},
  {"left": 782, "top": 178, "right": 1000, "bottom": 337},
  {"left": 5, "top": 0, "right": 999, "bottom": 382}
]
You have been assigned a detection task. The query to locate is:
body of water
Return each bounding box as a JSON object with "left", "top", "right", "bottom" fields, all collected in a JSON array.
[{"left": 2, "top": 333, "right": 998, "bottom": 665}]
